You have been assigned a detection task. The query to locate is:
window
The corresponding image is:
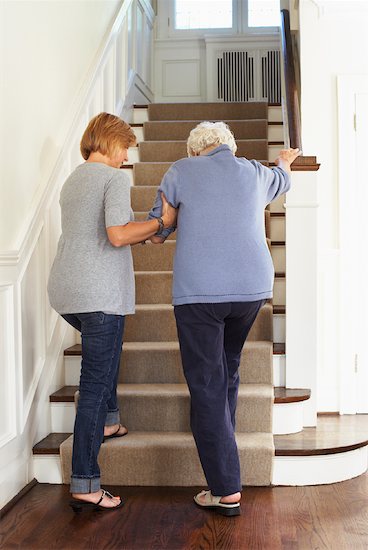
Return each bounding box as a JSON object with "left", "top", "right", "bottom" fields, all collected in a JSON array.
[
  {"left": 248, "top": 0, "right": 280, "bottom": 27},
  {"left": 161, "top": 1, "right": 280, "bottom": 38},
  {"left": 174, "top": 0, "right": 233, "bottom": 30}
]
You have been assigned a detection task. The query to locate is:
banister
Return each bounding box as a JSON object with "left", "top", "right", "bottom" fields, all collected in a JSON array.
[{"left": 280, "top": 9, "right": 302, "bottom": 152}]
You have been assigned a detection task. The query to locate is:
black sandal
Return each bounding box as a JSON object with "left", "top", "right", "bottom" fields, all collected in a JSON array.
[
  {"left": 103, "top": 424, "right": 128, "bottom": 442},
  {"left": 69, "top": 489, "right": 124, "bottom": 513}
]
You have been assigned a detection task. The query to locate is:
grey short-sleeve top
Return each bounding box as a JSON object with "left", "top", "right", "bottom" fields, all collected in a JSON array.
[{"left": 48, "top": 162, "right": 135, "bottom": 316}]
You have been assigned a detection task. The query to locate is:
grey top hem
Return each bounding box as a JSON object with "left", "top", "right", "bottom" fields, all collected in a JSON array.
[{"left": 172, "top": 291, "right": 272, "bottom": 306}]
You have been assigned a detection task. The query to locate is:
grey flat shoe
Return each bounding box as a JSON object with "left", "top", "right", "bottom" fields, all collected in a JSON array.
[{"left": 194, "top": 490, "right": 241, "bottom": 517}]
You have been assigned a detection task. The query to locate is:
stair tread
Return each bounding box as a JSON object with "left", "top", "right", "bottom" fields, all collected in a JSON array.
[
  {"left": 144, "top": 118, "right": 270, "bottom": 124},
  {"left": 135, "top": 270, "right": 286, "bottom": 278},
  {"left": 140, "top": 139, "right": 268, "bottom": 144},
  {"left": 34, "top": 413, "right": 368, "bottom": 457},
  {"left": 51, "top": 385, "right": 309, "bottom": 404},
  {"left": 33, "top": 431, "right": 274, "bottom": 455},
  {"left": 33, "top": 433, "right": 72, "bottom": 454},
  {"left": 273, "top": 388, "right": 311, "bottom": 403},
  {"left": 273, "top": 343, "right": 285, "bottom": 355},
  {"left": 64, "top": 340, "right": 278, "bottom": 356},
  {"left": 275, "top": 415, "right": 368, "bottom": 456}
]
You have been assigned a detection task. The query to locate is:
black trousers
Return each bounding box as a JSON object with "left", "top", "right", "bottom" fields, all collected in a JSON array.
[{"left": 174, "top": 300, "right": 265, "bottom": 496}]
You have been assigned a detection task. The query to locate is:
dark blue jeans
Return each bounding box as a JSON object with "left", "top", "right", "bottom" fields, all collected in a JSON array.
[
  {"left": 62, "top": 312, "right": 125, "bottom": 493},
  {"left": 174, "top": 301, "right": 265, "bottom": 497}
]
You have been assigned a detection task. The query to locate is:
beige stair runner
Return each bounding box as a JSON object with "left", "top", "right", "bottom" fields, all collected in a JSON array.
[{"left": 61, "top": 102, "right": 276, "bottom": 486}]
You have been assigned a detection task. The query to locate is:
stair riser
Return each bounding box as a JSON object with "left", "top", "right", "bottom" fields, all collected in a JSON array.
[
  {"left": 35, "top": 446, "right": 368, "bottom": 486},
  {"left": 133, "top": 163, "right": 170, "bottom": 186},
  {"left": 143, "top": 120, "right": 268, "bottom": 141},
  {"left": 124, "top": 305, "right": 273, "bottom": 342},
  {"left": 138, "top": 141, "right": 269, "bottom": 163},
  {"left": 148, "top": 103, "right": 269, "bottom": 121},
  {"left": 120, "top": 392, "right": 272, "bottom": 433},
  {"left": 60, "top": 433, "right": 274, "bottom": 486},
  {"left": 65, "top": 349, "right": 283, "bottom": 386},
  {"left": 69, "top": 313, "right": 286, "bottom": 350},
  {"left": 273, "top": 402, "right": 304, "bottom": 435},
  {"left": 133, "top": 105, "right": 282, "bottom": 124},
  {"left": 269, "top": 194, "right": 285, "bottom": 213},
  {"left": 132, "top": 241, "right": 286, "bottom": 273},
  {"left": 268, "top": 125, "right": 284, "bottom": 141},
  {"left": 51, "top": 397, "right": 304, "bottom": 436},
  {"left": 134, "top": 124, "right": 283, "bottom": 143},
  {"left": 129, "top": 144, "right": 279, "bottom": 164},
  {"left": 134, "top": 210, "right": 279, "bottom": 243},
  {"left": 271, "top": 246, "right": 285, "bottom": 273},
  {"left": 135, "top": 271, "right": 285, "bottom": 306},
  {"left": 54, "top": 392, "right": 272, "bottom": 433}
]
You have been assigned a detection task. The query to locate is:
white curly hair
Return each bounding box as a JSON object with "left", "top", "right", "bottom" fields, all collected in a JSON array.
[{"left": 186, "top": 121, "right": 237, "bottom": 157}]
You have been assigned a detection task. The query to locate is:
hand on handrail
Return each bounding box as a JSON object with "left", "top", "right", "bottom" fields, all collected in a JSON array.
[{"left": 275, "top": 148, "right": 301, "bottom": 173}]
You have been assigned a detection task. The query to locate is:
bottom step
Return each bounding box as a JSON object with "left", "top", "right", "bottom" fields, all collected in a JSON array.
[
  {"left": 33, "top": 415, "right": 368, "bottom": 487},
  {"left": 58, "top": 432, "right": 274, "bottom": 487}
]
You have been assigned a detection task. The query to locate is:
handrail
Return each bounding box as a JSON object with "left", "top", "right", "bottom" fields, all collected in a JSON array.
[{"left": 280, "top": 9, "right": 302, "bottom": 152}]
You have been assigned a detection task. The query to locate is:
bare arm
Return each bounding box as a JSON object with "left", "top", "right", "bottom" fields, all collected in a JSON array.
[{"left": 107, "top": 193, "right": 177, "bottom": 247}]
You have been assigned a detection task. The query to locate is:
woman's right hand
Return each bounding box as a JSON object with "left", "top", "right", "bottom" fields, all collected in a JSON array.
[
  {"left": 160, "top": 192, "right": 178, "bottom": 228},
  {"left": 275, "top": 148, "right": 301, "bottom": 165}
]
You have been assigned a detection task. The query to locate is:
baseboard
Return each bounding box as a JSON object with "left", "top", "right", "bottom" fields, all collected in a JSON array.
[{"left": 0, "top": 478, "right": 38, "bottom": 519}]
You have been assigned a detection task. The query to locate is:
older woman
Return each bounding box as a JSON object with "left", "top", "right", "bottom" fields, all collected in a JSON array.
[
  {"left": 149, "top": 121, "right": 300, "bottom": 516},
  {"left": 48, "top": 112, "right": 176, "bottom": 512}
]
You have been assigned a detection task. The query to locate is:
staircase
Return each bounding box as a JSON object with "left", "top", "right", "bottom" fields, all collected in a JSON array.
[
  {"left": 37, "top": 101, "right": 365, "bottom": 488},
  {"left": 58, "top": 101, "right": 281, "bottom": 487}
]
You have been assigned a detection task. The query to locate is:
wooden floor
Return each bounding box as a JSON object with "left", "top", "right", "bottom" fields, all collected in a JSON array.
[{"left": 1, "top": 475, "right": 368, "bottom": 550}]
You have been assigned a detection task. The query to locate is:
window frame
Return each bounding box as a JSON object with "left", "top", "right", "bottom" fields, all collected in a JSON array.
[{"left": 163, "top": 0, "right": 280, "bottom": 39}]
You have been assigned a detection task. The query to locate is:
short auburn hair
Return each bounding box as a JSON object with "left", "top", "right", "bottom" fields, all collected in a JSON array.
[{"left": 80, "top": 112, "right": 136, "bottom": 160}]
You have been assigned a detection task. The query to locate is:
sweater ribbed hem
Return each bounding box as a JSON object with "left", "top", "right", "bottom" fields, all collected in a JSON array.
[{"left": 172, "top": 291, "right": 272, "bottom": 306}]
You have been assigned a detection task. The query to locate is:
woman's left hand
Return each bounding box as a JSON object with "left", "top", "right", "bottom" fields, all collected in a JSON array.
[{"left": 161, "top": 192, "right": 178, "bottom": 228}]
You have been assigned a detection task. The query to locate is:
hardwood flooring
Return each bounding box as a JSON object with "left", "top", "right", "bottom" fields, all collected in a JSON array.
[{"left": 1, "top": 474, "right": 368, "bottom": 550}]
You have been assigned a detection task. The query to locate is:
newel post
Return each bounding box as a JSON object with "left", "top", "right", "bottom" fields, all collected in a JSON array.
[{"left": 285, "top": 156, "right": 320, "bottom": 426}]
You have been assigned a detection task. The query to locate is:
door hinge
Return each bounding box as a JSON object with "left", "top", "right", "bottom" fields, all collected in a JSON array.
[
  {"left": 354, "top": 354, "right": 358, "bottom": 373},
  {"left": 354, "top": 113, "right": 357, "bottom": 131},
  {"left": 168, "top": 17, "right": 170, "bottom": 27}
]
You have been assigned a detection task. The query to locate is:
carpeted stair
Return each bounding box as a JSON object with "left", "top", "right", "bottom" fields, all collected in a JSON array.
[{"left": 60, "top": 102, "right": 278, "bottom": 487}]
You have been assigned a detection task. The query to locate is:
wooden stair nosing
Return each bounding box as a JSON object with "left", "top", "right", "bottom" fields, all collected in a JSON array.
[
  {"left": 50, "top": 385, "right": 310, "bottom": 405},
  {"left": 64, "top": 341, "right": 285, "bottom": 357},
  {"left": 33, "top": 430, "right": 368, "bottom": 457},
  {"left": 134, "top": 103, "right": 281, "bottom": 108}
]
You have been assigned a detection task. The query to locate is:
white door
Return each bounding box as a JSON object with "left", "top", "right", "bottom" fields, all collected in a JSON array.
[
  {"left": 355, "top": 93, "right": 368, "bottom": 413},
  {"left": 338, "top": 76, "right": 368, "bottom": 414}
]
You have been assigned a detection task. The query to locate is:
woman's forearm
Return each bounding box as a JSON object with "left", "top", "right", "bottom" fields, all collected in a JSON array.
[
  {"left": 276, "top": 159, "right": 291, "bottom": 173},
  {"left": 107, "top": 219, "right": 161, "bottom": 247}
]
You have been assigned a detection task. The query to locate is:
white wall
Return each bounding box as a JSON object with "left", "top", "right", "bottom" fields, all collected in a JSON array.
[
  {"left": 0, "top": 0, "right": 155, "bottom": 508},
  {"left": 0, "top": 0, "right": 121, "bottom": 251},
  {"left": 299, "top": 0, "right": 368, "bottom": 411}
]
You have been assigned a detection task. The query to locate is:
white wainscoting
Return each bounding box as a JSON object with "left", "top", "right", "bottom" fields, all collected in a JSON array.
[
  {"left": 154, "top": 39, "right": 206, "bottom": 102},
  {"left": 0, "top": 285, "right": 16, "bottom": 448},
  {"left": 154, "top": 34, "right": 280, "bottom": 103},
  {"left": 0, "top": 0, "right": 154, "bottom": 509}
]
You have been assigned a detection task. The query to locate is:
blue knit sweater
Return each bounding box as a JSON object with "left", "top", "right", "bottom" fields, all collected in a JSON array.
[{"left": 148, "top": 144, "right": 290, "bottom": 306}]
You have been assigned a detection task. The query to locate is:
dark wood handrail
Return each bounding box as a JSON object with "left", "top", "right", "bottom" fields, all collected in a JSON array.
[{"left": 280, "top": 9, "right": 302, "bottom": 152}]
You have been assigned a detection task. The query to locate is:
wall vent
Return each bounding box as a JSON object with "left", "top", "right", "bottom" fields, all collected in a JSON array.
[
  {"left": 216, "top": 49, "right": 281, "bottom": 103},
  {"left": 261, "top": 50, "right": 281, "bottom": 103}
]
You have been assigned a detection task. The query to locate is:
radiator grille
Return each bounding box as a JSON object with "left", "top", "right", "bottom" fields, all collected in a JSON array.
[
  {"left": 261, "top": 50, "right": 281, "bottom": 103},
  {"left": 217, "top": 49, "right": 281, "bottom": 103}
]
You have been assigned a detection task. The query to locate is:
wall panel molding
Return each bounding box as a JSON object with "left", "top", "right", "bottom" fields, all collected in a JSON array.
[
  {"left": 162, "top": 59, "right": 200, "bottom": 97},
  {"left": 0, "top": 284, "right": 17, "bottom": 448}
]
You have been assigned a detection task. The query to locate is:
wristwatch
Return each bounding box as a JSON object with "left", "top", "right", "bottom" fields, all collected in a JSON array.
[{"left": 156, "top": 217, "right": 164, "bottom": 235}]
